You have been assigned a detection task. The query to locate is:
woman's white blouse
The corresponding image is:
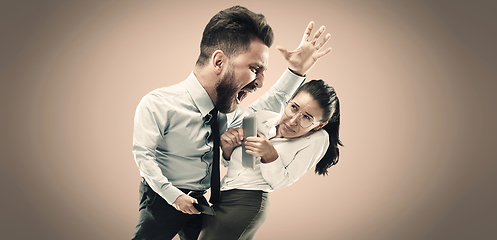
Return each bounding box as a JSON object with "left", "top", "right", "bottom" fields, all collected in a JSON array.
[{"left": 220, "top": 110, "right": 330, "bottom": 192}]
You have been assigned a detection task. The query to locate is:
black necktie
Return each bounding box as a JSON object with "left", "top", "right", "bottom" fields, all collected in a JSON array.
[{"left": 209, "top": 108, "right": 220, "bottom": 204}]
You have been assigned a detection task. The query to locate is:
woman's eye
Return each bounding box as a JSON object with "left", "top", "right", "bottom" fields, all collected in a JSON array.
[
  {"left": 304, "top": 115, "right": 312, "bottom": 121},
  {"left": 291, "top": 105, "right": 298, "bottom": 111}
]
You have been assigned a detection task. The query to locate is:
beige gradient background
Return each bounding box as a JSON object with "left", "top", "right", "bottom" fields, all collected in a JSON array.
[{"left": 1, "top": 0, "right": 496, "bottom": 239}]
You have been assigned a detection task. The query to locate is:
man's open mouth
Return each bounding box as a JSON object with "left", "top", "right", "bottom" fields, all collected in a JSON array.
[
  {"left": 235, "top": 81, "right": 257, "bottom": 104},
  {"left": 236, "top": 90, "right": 248, "bottom": 104}
]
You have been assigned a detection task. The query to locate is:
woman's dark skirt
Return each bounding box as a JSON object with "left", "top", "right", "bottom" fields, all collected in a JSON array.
[{"left": 198, "top": 189, "right": 270, "bottom": 240}]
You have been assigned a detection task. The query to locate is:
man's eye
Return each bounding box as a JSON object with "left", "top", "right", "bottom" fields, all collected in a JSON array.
[
  {"left": 291, "top": 105, "right": 298, "bottom": 111},
  {"left": 250, "top": 67, "right": 257, "bottom": 73}
]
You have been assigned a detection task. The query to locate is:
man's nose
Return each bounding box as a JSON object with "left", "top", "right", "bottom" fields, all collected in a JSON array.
[{"left": 254, "top": 75, "right": 264, "bottom": 88}]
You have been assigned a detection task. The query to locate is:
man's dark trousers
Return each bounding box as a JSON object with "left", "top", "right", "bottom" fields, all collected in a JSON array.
[{"left": 131, "top": 180, "right": 204, "bottom": 240}]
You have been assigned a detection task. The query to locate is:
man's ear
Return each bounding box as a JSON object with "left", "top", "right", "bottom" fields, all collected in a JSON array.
[
  {"left": 313, "top": 122, "right": 328, "bottom": 131},
  {"left": 211, "top": 50, "right": 226, "bottom": 75}
]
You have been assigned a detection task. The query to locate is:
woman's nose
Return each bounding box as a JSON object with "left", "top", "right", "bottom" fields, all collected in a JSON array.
[{"left": 288, "top": 113, "right": 300, "bottom": 125}]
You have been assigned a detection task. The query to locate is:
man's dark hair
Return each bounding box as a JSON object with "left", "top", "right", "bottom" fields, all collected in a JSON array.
[{"left": 195, "top": 5, "right": 274, "bottom": 66}]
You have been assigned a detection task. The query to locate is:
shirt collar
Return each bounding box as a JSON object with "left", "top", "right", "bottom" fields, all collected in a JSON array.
[
  {"left": 264, "top": 114, "right": 282, "bottom": 139},
  {"left": 184, "top": 72, "right": 215, "bottom": 118}
]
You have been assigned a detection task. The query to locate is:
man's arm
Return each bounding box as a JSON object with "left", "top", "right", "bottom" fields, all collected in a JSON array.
[
  {"left": 229, "top": 21, "right": 333, "bottom": 127},
  {"left": 133, "top": 93, "right": 200, "bottom": 214}
]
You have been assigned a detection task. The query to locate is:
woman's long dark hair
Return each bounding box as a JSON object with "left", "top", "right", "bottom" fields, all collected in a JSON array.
[{"left": 291, "top": 79, "right": 343, "bottom": 176}]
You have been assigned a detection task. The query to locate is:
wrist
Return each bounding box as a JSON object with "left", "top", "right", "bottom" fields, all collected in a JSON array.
[
  {"left": 261, "top": 152, "right": 278, "bottom": 163},
  {"left": 222, "top": 148, "right": 233, "bottom": 160}
]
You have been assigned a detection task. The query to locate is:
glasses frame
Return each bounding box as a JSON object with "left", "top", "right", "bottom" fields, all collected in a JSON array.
[{"left": 284, "top": 101, "right": 321, "bottom": 128}]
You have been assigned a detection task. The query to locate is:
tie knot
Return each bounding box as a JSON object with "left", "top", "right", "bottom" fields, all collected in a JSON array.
[
  {"left": 210, "top": 107, "right": 218, "bottom": 117},
  {"left": 205, "top": 107, "right": 218, "bottom": 125}
]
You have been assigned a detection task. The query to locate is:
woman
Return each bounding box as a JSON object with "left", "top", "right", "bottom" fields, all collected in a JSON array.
[{"left": 198, "top": 79, "right": 342, "bottom": 240}]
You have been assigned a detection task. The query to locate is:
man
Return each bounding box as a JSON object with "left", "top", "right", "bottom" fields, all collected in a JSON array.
[{"left": 131, "top": 5, "right": 332, "bottom": 240}]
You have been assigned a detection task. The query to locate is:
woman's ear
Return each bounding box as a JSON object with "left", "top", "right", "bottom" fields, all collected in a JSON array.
[
  {"left": 313, "top": 122, "right": 328, "bottom": 131},
  {"left": 211, "top": 50, "right": 226, "bottom": 75}
]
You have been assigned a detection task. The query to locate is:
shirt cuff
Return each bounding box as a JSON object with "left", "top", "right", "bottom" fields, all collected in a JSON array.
[
  {"left": 221, "top": 157, "right": 230, "bottom": 168},
  {"left": 159, "top": 185, "right": 185, "bottom": 205},
  {"left": 272, "top": 68, "right": 306, "bottom": 95},
  {"left": 259, "top": 156, "right": 285, "bottom": 173},
  {"left": 288, "top": 68, "right": 306, "bottom": 77}
]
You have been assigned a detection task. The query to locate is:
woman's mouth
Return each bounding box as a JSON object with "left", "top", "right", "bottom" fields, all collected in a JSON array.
[{"left": 283, "top": 123, "right": 295, "bottom": 132}]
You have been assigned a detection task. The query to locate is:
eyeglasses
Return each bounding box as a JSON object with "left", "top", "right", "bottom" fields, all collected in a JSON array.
[{"left": 284, "top": 101, "right": 319, "bottom": 128}]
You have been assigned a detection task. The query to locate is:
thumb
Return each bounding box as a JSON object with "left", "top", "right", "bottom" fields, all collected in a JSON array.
[
  {"left": 256, "top": 131, "right": 265, "bottom": 139},
  {"left": 276, "top": 46, "right": 289, "bottom": 58}
]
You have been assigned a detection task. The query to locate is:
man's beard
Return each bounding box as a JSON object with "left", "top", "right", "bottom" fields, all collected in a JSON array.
[{"left": 215, "top": 68, "right": 238, "bottom": 113}]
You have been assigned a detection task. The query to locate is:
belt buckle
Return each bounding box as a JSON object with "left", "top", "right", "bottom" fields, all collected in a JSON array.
[{"left": 187, "top": 190, "right": 206, "bottom": 198}]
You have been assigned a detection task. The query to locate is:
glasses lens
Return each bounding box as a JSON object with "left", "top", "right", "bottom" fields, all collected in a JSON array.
[
  {"left": 300, "top": 117, "right": 313, "bottom": 128},
  {"left": 285, "top": 102, "right": 314, "bottom": 128},
  {"left": 285, "top": 103, "right": 297, "bottom": 117}
]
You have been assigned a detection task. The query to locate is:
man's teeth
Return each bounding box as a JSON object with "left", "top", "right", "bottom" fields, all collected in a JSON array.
[
  {"left": 237, "top": 89, "right": 253, "bottom": 103},
  {"left": 237, "top": 91, "right": 245, "bottom": 102}
]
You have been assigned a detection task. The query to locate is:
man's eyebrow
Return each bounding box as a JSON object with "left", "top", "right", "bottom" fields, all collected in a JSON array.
[{"left": 252, "top": 63, "right": 267, "bottom": 71}]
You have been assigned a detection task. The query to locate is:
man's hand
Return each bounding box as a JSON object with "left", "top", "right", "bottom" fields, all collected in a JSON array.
[
  {"left": 244, "top": 131, "right": 278, "bottom": 163},
  {"left": 277, "top": 21, "right": 332, "bottom": 76},
  {"left": 220, "top": 128, "right": 244, "bottom": 160},
  {"left": 172, "top": 194, "right": 201, "bottom": 215}
]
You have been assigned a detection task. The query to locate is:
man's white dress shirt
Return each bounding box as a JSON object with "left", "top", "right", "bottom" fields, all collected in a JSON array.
[{"left": 133, "top": 69, "right": 304, "bottom": 204}]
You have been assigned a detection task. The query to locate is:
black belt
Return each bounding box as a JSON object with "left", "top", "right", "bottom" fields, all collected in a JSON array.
[
  {"left": 179, "top": 188, "right": 207, "bottom": 198},
  {"left": 141, "top": 178, "right": 206, "bottom": 198}
]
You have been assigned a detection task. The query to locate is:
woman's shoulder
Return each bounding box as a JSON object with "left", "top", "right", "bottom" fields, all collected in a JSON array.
[
  {"left": 301, "top": 129, "right": 329, "bottom": 148},
  {"left": 313, "top": 129, "right": 329, "bottom": 139}
]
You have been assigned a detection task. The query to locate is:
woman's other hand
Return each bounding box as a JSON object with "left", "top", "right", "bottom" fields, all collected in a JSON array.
[{"left": 244, "top": 131, "right": 279, "bottom": 163}]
